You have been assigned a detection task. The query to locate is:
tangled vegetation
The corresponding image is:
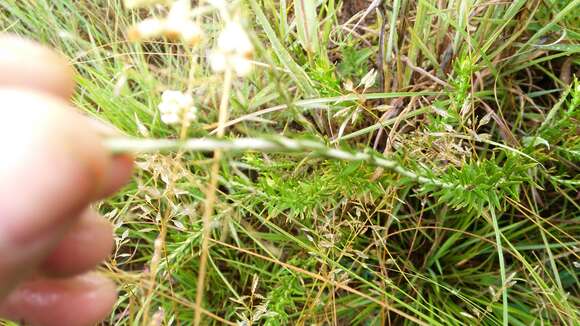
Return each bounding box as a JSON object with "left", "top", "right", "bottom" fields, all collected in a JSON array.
[{"left": 1, "top": 0, "right": 578, "bottom": 324}]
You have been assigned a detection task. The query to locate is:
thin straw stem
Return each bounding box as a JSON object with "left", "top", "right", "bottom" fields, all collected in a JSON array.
[{"left": 193, "top": 67, "right": 233, "bottom": 326}]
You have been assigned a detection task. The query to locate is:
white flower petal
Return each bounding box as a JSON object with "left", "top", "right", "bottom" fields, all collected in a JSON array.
[
  {"left": 232, "top": 56, "right": 253, "bottom": 77},
  {"left": 158, "top": 102, "right": 177, "bottom": 115},
  {"left": 207, "top": 0, "right": 227, "bottom": 11},
  {"left": 184, "top": 107, "right": 198, "bottom": 122},
  {"left": 167, "top": 0, "right": 191, "bottom": 22},
  {"left": 209, "top": 51, "right": 227, "bottom": 73},
  {"left": 161, "top": 90, "right": 182, "bottom": 101},
  {"left": 158, "top": 90, "right": 197, "bottom": 125},
  {"left": 129, "top": 18, "right": 165, "bottom": 41},
  {"left": 180, "top": 22, "right": 203, "bottom": 46},
  {"left": 218, "top": 22, "right": 253, "bottom": 56},
  {"left": 161, "top": 112, "right": 180, "bottom": 125}
]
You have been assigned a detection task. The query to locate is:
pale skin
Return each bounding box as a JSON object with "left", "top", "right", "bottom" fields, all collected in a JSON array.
[{"left": 0, "top": 35, "right": 133, "bottom": 325}]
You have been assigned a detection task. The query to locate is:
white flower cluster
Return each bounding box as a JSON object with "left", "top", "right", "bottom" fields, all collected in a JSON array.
[
  {"left": 158, "top": 90, "right": 198, "bottom": 125},
  {"left": 128, "top": 0, "right": 203, "bottom": 46},
  {"left": 209, "top": 21, "right": 254, "bottom": 77},
  {"left": 127, "top": 0, "right": 255, "bottom": 77}
]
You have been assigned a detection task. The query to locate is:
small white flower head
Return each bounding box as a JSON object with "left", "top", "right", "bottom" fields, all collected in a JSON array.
[
  {"left": 217, "top": 21, "right": 254, "bottom": 58},
  {"left": 230, "top": 55, "right": 253, "bottom": 76},
  {"left": 164, "top": 0, "right": 205, "bottom": 46},
  {"left": 210, "top": 21, "right": 254, "bottom": 77},
  {"left": 158, "top": 90, "right": 198, "bottom": 125},
  {"left": 167, "top": 0, "right": 191, "bottom": 21},
  {"left": 178, "top": 21, "right": 204, "bottom": 46},
  {"left": 209, "top": 51, "right": 253, "bottom": 77},
  {"left": 163, "top": 19, "right": 204, "bottom": 45},
  {"left": 128, "top": 18, "right": 165, "bottom": 42},
  {"left": 209, "top": 51, "right": 227, "bottom": 73},
  {"left": 209, "top": 51, "right": 254, "bottom": 77},
  {"left": 127, "top": 0, "right": 204, "bottom": 46}
]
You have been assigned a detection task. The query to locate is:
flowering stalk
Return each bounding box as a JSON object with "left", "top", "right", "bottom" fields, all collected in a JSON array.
[{"left": 104, "top": 135, "right": 452, "bottom": 189}]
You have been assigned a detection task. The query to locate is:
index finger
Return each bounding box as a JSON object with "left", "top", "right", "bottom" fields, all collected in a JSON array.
[{"left": 0, "top": 34, "right": 134, "bottom": 198}]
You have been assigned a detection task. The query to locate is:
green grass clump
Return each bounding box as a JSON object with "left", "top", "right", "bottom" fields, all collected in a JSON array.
[{"left": 1, "top": 0, "right": 579, "bottom": 325}]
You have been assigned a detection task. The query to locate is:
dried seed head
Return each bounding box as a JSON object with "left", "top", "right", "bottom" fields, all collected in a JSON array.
[
  {"left": 360, "top": 68, "right": 377, "bottom": 90},
  {"left": 343, "top": 79, "right": 355, "bottom": 92},
  {"left": 149, "top": 307, "right": 165, "bottom": 326}
]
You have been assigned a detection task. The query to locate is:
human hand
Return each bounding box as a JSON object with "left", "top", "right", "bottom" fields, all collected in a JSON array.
[{"left": 0, "top": 34, "right": 133, "bottom": 326}]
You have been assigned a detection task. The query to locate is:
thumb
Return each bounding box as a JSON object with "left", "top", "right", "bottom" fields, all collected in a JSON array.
[{"left": 0, "top": 89, "right": 110, "bottom": 296}]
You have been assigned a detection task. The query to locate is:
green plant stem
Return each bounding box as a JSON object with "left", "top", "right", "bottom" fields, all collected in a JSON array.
[
  {"left": 105, "top": 135, "right": 452, "bottom": 189},
  {"left": 489, "top": 207, "right": 508, "bottom": 326}
]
